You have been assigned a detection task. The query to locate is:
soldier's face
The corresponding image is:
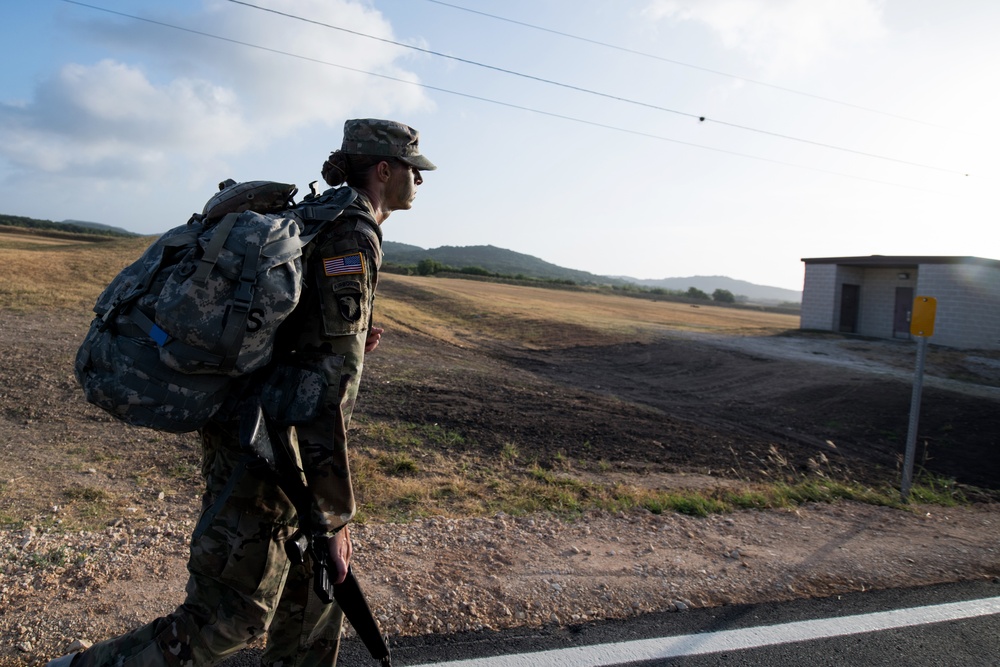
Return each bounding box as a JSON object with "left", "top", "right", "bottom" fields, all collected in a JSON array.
[{"left": 386, "top": 160, "right": 422, "bottom": 211}]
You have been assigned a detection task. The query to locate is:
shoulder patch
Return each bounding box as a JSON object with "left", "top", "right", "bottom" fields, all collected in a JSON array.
[{"left": 323, "top": 252, "right": 365, "bottom": 277}]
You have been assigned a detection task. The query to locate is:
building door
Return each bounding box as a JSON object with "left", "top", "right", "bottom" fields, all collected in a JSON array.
[
  {"left": 893, "top": 287, "right": 914, "bottom": 339},
  {"left": 838, "top": 284, "right": 860, "bottom": 333}
]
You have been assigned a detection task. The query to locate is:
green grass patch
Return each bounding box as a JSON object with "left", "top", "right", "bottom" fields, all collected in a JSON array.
[
  {"left": 358, "top": 420, "right": 467, "bottom": 451},
  {"left": 344, "top": 422, "right": 981, "bottom": 524},
  {"left": 720, "top": 489, "right": 773, "bottom": 510},
  {"left": 773, "top": 479, "right": 890, "bottom": 507},
  {"left": 906, "top": 471, "right": 966, "bottom": 506},
  {"left": 53, "top": 485, "right": 124, "bottom": 531},
  {"left": 352, "top": 446, "right": 936, "bottom": 521},
  {"left": 529, "top": 464, "right": 556, "bottom": 484},
  {"left": 63, "top": 486, "right": 111, "bottom": 502},
  {"left": 167, "top": 461, "right": 200, "bottom": 480},
  {"left": 499, "top": 442, "right": 519, "bottom": 466},
  {"left": 27, "top": 546, "right": 70, "bottom": 569},
  {"left": 353, "top": 449, "right": 980, "bottom": 522},
  {"left": 378, "top": 452, "right": 420, "bottom": 476}
]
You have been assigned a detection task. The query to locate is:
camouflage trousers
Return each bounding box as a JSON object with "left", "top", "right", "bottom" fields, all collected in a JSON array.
[{"left": 73, "top": 423, "right": 344, "bottom": 667}]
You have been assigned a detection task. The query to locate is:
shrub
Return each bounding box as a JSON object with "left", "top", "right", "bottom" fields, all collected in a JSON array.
[
  {"left": 416, "top": 258, "right": 444, "bottom": 275},
  {"left": 712, "top": 289, "right": 736, "bottom": 303}
]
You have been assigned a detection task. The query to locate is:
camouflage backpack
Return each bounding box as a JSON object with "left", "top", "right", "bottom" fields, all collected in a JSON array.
[{"left": 74, "top": 179, "right": 372, "bottom": 433}]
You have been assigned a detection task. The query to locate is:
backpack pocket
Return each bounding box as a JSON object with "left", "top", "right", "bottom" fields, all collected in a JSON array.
[{"left": 75, "top": 318, "right": 229, "bottom": 433}]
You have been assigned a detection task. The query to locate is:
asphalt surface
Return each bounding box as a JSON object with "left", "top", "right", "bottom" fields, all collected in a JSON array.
[{"left": 220, "top": 579, "right": 1000, "bottom": 666}]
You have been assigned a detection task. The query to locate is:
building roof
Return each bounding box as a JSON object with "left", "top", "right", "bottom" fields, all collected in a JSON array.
[{"left": 800, "top": 255, "right": 1000, "bottom": 269}]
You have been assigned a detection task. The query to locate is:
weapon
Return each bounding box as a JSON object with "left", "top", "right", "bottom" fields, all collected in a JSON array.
[{"left": 242, "top": 403, "right": 391, "bottom": 666}]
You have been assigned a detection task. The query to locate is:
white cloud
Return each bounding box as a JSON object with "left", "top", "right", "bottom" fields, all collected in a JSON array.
[
  {"left": 186, "top": 0, "right": 433, "bottom": 129},
  {"left": 644, "top": 0, "right": 887, "bottom": 74},
  {"left": 0, "top": 0, "right": 432, "bottom": 182},
  {"left": 0, "top": 59, "right": 248, "bottom": 178}
]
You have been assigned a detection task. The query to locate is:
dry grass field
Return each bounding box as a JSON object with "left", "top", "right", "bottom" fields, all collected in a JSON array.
[
  {"left": 0, "top": 235, "right": 149, "bottom": 311},
  {"left": 0, "top": 233, "right": 85, "bottom": 247},
  {"left": 374, "top": 273, "right": 797, "bottom": 350},
  {"left": 1, "top": 231, "right": 998, "bottom": 665},
  {"left": 1, "top": 231, "right": 996, "bottom": 529},
  {"left": 0, "top": 233, "right": 811, "bottom": 530}
]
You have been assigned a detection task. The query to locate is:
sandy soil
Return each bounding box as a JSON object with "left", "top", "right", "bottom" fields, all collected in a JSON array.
[{"left": 1, "top": 293, "right": 999, "bottom": 665}]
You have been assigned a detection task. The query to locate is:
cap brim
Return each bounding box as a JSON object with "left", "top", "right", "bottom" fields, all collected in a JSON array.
[{"left": 399, "top": 154, "right": 437, "bottom": 171}]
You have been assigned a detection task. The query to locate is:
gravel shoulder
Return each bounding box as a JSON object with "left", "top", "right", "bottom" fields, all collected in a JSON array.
[{"left": 4, "top": 501, "right": 998, "bottom": 664}]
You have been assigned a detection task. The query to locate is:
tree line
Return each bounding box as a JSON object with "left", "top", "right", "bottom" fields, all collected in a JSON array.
[
  {"left": 389, "top": 259, "right": 742, "bottom": 305},
  {"left": 0, "top": 214, "right": 136, "bottom": 239}
]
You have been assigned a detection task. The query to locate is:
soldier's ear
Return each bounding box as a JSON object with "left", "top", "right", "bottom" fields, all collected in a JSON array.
[{"left": 376, "top": 160, "right": 393, "bottom": 182}]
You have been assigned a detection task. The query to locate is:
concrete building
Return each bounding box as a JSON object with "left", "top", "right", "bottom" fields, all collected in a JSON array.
[{"left": 800, "top": 256, "right": 1000, "bottom": 350}]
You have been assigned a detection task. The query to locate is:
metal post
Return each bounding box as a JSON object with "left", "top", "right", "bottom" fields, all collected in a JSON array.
[{"left": 900, "top": 335, "right": 928, "bottom": 502}]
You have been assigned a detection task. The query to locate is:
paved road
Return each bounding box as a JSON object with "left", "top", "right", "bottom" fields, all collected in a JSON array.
[{"left": 224, "top": 580, "right": 1000, "bottom": 666}]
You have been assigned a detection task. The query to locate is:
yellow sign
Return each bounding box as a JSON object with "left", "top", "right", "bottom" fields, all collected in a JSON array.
[{"left": 910, "top": 296, "right": 937, "bottom": 337}]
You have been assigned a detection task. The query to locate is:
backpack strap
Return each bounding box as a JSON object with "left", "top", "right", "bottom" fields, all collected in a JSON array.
[
  {"left": 186, "top": 212, "right": 262, "bottom": 372},
  {"left": 297, "top": 186, "right": 359, "bottom": 224},
  {"left": 216, "top": 239, "right": 262, "bottom": 373},
  {"left": 193, "top": 212, "right": 240, "bottom": 285},
  {"left": 297, "top": 188, "right": 383, "bottom": 269},
  {"left": 353, "top": 220, "right": 383, "bottom": 268}
]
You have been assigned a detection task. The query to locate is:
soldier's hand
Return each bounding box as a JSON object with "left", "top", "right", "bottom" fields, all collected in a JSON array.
[
  {"left": 365, "top": 326, "right": 384, "bottom": 353},
  {"left": 328, "top": 525, "right": 353, "bottom": 585}
]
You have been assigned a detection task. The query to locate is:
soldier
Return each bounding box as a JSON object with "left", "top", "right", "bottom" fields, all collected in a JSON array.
[{"left": 47, "top": 118, "right": 436, "bottom": 667}]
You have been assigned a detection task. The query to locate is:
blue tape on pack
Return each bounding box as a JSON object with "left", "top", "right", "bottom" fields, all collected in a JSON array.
[{"left": 149, "top": 324, "right": 169, "bottom": 347}]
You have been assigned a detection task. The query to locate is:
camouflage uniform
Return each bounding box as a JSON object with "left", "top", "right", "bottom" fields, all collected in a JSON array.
[{"left": 60, "top": 119, "right": 435, "bottom": 667}]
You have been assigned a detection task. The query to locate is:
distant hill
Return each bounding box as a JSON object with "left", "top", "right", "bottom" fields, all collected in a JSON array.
[
  {"left": 384, "top": 242, "right": 800, "bottom": 304},
  {"left": 383, "top": 241, "right": 629, "bottom": 286},
  {"left": 61, "top": 219, "right": 139, "bottom": 237},
  {"left": 621, "top": 275, "right": 801, "bottom": 305},
  {"left": 383, "top": 240, "right": 426, "bottom": 255},
  {"left": 0, "top": 213, "right": 139, "bottom": 239}
]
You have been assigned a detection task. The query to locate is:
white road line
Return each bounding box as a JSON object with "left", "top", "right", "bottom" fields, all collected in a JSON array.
[{"left": 410, "top": 596, "right": 1000, "bottom": 667}]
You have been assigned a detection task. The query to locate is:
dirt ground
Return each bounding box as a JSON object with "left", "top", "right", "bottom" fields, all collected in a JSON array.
[
  {"left": 1, "top": 288, "right": 999, "bottom": 665},
  {"left": 364, "top": 280, "right": 1000, "bottom": 494}
]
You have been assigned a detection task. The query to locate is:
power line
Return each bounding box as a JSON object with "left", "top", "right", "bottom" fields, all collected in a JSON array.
[
  {"left": 225, "top": 0, "right": 968, "bottom": 177},
  {"left": 422, "top": 0, "right": 951, "bottom": 131},
  {"left": 55, "top": 0, "right": 956, "bottom": 194}
]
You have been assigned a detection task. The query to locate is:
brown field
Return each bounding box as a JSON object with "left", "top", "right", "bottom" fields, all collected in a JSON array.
[
  {"left": 1, "top": 231, "right": 996, "bottom": 528},
  {"left": 0, "top": 233, "right": 88, "bottom": 247},
  {"left": 0, "top": 225, "right": 130, "bottom": 245},
  {"left": 0, "top": 236, "right": 150, "bottom": 311},
  {"left": 1, "top": 231, "right": 998, "bottom": 664},
  {"left": 375, "top": 274, "right": 798, "bottom": 349}
]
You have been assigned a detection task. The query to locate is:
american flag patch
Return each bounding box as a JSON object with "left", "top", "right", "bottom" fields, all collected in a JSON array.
[{"left": 323, "top": 253, "right": 364, "bottom": 277}]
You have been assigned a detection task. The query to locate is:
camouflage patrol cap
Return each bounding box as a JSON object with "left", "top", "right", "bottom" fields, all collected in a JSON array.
[{"left": 341, "top": 118, "right": 437, "bottom": 171}]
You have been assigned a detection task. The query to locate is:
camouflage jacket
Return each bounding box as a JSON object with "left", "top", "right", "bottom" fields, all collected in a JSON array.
[{"left": 269, "top": 190, "right": 382, "bottom": 535}]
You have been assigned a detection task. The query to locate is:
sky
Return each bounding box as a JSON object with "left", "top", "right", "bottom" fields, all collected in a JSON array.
[{"left": 1, "top": 0, "right": 998, "bottom": 291}]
